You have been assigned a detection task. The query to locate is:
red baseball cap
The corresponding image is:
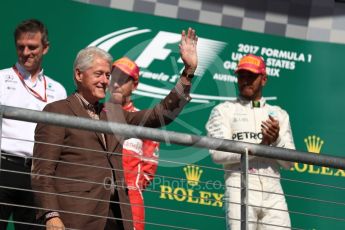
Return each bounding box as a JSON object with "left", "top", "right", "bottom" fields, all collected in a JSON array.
[
  {"left": 235, "top": 54, "right": 266, "bottom": 75},
  {"left": 112, "top": 57, "right": 139, "bottom": 85}
]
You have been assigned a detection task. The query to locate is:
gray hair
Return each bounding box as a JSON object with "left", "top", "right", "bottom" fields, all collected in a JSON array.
[
  {"left": 73, "top": 46, "right": 112, "bottom": 86},
  {"left": 73, "top": 46, "right": 113, "bottom": 72}
]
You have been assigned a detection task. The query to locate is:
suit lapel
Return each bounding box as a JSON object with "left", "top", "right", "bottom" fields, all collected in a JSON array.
[
  {"left": 67, "top": 94, "right": 107, "bottom": 150},
  {"left": 103, "top": 102, "right": 127, "bottom": 153},
  {"left": 100, "top": 108, "right": 116, "bottom": 152},
  {"left": 67, "top": 94, "right": 90, "bottom": 119}
]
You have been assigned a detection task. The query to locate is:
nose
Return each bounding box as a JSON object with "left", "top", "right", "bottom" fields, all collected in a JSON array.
[
  {"left": 109, "top": 82, "right": 119, "bottom": 91},
  {"left": 23, "top": 46, "right": 31, "bottom": 56},
  {"left": 240, "top": 76, "right": 252, "bottom": 85},
  {"left": 101, "top": 74, "right": 110, "bottom": 84}
]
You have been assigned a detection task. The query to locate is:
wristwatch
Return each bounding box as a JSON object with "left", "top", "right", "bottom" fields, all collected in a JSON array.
[
  {"left": 182, "top": 69, "right": 195, "bottom": 79},
  {"left": 45, "top": 211, "right": 60, "bottom": 222}
]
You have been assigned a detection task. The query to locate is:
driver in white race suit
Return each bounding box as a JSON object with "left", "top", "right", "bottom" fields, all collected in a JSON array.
[{"left": 206, "top": 54, "right": 295, "bottom": 230}]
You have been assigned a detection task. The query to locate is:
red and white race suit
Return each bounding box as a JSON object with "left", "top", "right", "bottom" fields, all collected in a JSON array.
[{"left": 122, "top": 101, "right": 159, "bottom": 230}]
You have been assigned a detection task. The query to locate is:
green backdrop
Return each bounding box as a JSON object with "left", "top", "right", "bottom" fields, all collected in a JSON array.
[{"left": 1, "top": 0, "right": 345, "bottom": 229}]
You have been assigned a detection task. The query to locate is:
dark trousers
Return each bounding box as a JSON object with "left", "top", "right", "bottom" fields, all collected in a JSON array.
[
  {"left": 104, "top": 193, "right": 124, "bottom": 230},
  {"left": 0, "top": 153, "right": 39, "bottom": 230}
]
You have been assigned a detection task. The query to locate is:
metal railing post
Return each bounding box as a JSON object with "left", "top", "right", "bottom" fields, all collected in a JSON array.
[
  {"left": 241, "top": 148, "right": 249, "bottom": 230},
  {"left": 0, "top": 105, "right": 3, "bottom": 168}
]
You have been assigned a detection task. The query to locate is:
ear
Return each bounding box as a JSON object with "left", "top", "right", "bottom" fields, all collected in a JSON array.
[
  {"left": 261, "top": 75, "right": 267, "bottom": 87},
  {"left": 132, "top": 80, "right": 138, "bottom": 90},
  {"left": 75, "top": 68, "right": 83, "bottom": 83},
  {"left": 42, "top": 42, "right": 50, "bottom": 55}
]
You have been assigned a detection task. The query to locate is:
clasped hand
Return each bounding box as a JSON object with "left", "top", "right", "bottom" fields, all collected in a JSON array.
[{"left": 261, "top": 115, "right": 280, "bottom": 145}]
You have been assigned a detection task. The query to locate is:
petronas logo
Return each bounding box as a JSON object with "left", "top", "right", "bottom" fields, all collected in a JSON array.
[
  {"left": 304, "top": 135, "right": 324, "bottom": 154},
  {"left": 183, "top": 165, "right": 203, "bottom": 187}
]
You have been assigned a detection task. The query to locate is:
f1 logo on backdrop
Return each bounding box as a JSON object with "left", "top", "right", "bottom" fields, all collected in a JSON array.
[
  {"left": 88, "top": 27, "right": 237, "bottom": 104},
  {"left": 135, "top": 30, "right": 224, "bottom": 77}
]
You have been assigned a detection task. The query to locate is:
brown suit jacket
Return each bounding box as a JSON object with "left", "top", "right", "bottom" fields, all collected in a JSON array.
[{"left": 32, "top": 88, "right": 189, "bottom": 230}]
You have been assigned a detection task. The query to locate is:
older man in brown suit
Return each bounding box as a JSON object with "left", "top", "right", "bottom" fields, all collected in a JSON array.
[{"left": 31, "top": 28, "right": 198, "bottom": 230}]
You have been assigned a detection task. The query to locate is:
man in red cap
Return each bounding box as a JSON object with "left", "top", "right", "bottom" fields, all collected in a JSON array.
[
  {"left": 206, "top": 54, "right": 295, "bottom": 229},
  {"left": 109, "top": 57, "right": 159, "bottom": 230}
]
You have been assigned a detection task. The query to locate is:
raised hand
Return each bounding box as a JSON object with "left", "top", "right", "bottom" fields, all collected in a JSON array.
[{"left": 179, "top": 27, "right": 198, "bottom": 74}]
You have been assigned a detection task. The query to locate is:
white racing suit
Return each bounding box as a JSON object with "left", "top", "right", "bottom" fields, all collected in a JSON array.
[
  {"left": 206, "top": 97, "right": 295, "bottom": 230},
  {"left": 122, "top": 102, "right": 159, "bottom": 230}
]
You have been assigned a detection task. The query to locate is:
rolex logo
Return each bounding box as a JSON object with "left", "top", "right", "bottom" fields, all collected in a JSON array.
[
  {"left": 304, "top": 135, "right": 324, "bottom": 154},
  {"left": 292, "top": 135, "right": 344, "bottom": 177},
  {"left": 183, "top": 165, "right": 203, "bottom": 187}
]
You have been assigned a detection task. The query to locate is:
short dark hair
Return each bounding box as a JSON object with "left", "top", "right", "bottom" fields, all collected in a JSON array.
[{"left": 14, "top": 19, "right": 49, "bottom": 45}]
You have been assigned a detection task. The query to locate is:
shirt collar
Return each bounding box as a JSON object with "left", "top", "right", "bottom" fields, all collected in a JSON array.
[
  {"left": 74, "top": 92, "right": 101, "bottom": 113},
  {"left": 15, "top": 62, "right": 44, "bottom": 81},
  {"left": 237, "top": 96, "right": 266, "bottom": 108}
]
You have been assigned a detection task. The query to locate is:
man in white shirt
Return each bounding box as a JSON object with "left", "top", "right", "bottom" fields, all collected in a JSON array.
[{"left": 0, "top": 19, "right": 66, "bottom": 229}]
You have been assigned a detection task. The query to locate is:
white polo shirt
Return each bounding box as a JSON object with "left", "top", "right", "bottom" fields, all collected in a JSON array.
[{"left": 0, "top": 63, "right": 67, "bottom": 157}]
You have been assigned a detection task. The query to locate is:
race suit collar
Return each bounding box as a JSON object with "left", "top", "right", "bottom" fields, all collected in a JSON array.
[
  {"left": 122, "top": 101, "right": 135, "bottom": 111},
  {"left": 237, "top": 96, "right": 266, "bottom": 108}
]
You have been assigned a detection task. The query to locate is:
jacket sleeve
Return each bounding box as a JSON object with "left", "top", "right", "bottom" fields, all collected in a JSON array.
[
  {"left": 124, "top": 81, "right": 191, "bottom": 128},
  {"left": 273, "top": 109, "right": 296, "bottom": 169},
  {"left": 206, "top": 104, "right": 242, "bottom": 165},
  {"left": 31, "top": 102, "right": 65, "bottom": 219}
]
